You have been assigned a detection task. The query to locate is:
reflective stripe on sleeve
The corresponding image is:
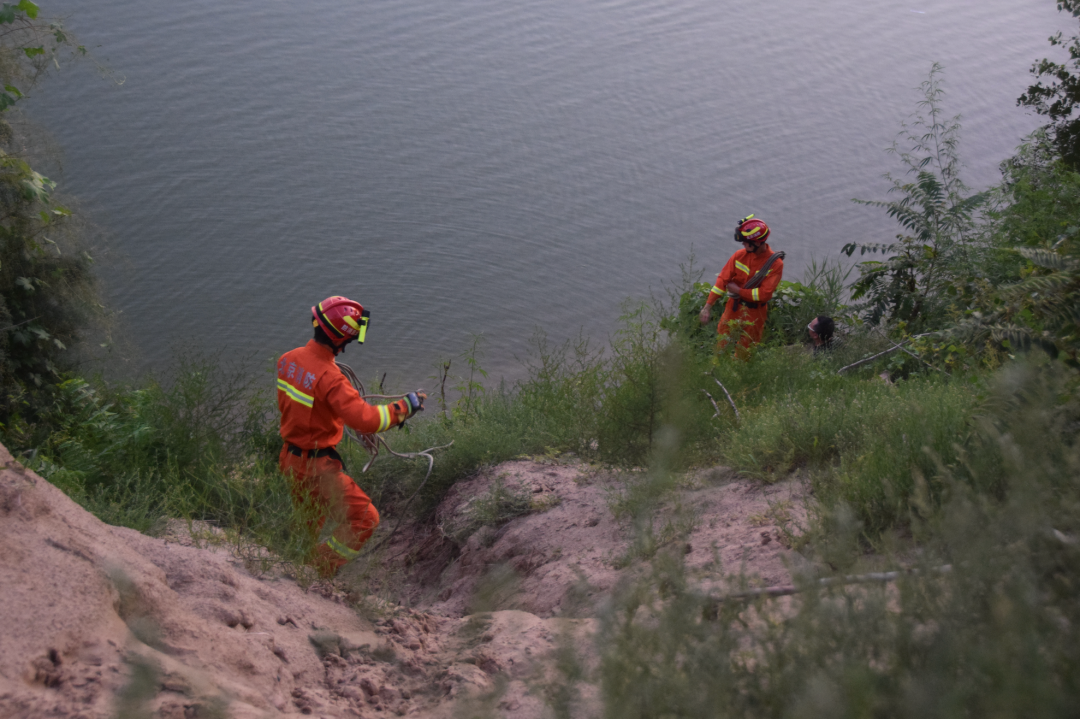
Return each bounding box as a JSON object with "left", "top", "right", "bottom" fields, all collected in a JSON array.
[
  {"left": 734, "top": 261, "right": 750, "bottom": 275},
  {"left": 327, "top": 536, "right": 360, "bottom": 560},
  {"left": 377, "top": 404, "right": 392, "bottom": 432},
  {"left": 752, "top": 288, "right": 760, "bottom": 302},
  {"left": 709, "top": 285, "right": 724, "bottom": 296},
  {"left": 277, "top": 378, "right": 314, "bottom": 408}
]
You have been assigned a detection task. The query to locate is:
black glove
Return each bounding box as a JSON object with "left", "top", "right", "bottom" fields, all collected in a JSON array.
[{"left": 405, "top": 391, "right": 426, "bottom": 418}]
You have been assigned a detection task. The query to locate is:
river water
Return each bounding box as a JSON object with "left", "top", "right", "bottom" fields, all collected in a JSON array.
[{"left": 23, "top": 0, "right": 1071, "bottom": 389}]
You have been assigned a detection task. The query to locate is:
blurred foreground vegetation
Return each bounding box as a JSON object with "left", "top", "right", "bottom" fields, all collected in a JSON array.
[{"left": 1, "top": 3, "right": 1079, "bottom": 717}]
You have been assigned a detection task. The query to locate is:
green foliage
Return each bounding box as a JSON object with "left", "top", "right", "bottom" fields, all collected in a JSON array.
[
  {"left": 659, "top": 278, "right": 714, "bottom": 354},
  {"left": 596, "top": 302, "right": 667, "bottom": 465},
  {"left": 11, "top": 354, "right": 311, "bottom": 567},
  {"left": 444, "top": 476, "right": 534, "bottom": 544},
  {"left": 518, "top": 300, "right": 718, "bottom": 468},
  {"left": 950, "top": 136, "right": 1080, "bottom": 363},
  {"left": 0, "top": 3, "right": 99, "bottom": 426},
  {"left": 766, "top": 259, "right": 852, "bottom": 345},
  {"left": 450, "top": 333, "right": 488, "bottom": 423},
  {"left": 988, "top": 240, "right": 1080, "bottom": 362},
  {"left": 1018, "top": 0, "right": 1080, "bottom": 169},
  {"left": 354, "top": 381, "right": 572, "bottom": 517},
  {"left": 991, "top": 132, "right": 1080, "bottom": 254},
  {"left": 658, "top": 255, "right": 715, "bottom": 356},
  {"left": 598, "top": 361, "right": 1080, "bottom": 719},
  {"left": 845, "top": 65, "right": 985, "bottom": 330}
]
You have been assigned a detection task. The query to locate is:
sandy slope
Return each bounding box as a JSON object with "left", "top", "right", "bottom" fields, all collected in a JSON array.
[{"left": 0, "top": 443, "right": 806, "bottom": 718}]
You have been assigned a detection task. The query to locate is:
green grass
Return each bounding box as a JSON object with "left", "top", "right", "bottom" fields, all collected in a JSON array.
[
  {"left": 591, "top": 360, "right": 1080, "bottom": 719},
  {"left": 5, "top": 286, "right": 1077, "bottom": 719},
  {"left": 5, "top": 305, "right": 997, "bottom": 548}
]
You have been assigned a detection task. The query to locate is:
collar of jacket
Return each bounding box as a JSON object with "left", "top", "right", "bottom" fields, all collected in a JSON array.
[{"left": 305, "top": 338, "right": 337, "bottom": 362}]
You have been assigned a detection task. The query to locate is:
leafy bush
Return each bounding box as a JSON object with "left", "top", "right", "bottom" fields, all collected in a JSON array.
[
  {"left": 948, "top": 136, "right": 1080, "bottom": 364},
  {"left": 766, "top": 258, "right": 852, "bottom": 345},
  {"left": 844, "top": 64, "right": 986, "bottom": 330},
  {"left": 0, "top": 3, "right": 100, "bottom": 428},
  {"left": 1018, "top": 0, "right": 1080, "bottom": 169}
]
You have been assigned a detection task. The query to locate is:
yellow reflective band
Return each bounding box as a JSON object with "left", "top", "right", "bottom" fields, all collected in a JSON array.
[
  {"left": 327, "top": 536, "right": 360, "bottom": 560},
  {"left": 343, "top": 315, "right": 360, "bottom": 331},
  {"left": 377, "top": 405, "right": 392, "bottom": 432},
  {"left": 735, "top": 261, "right": 750, "bottom": 275},
  {"left": 277, "top": 378, "right": 314, "bottom": 408},
  {"left": 752, "top": 288, "right": 760, "bottom": 302},
  {"left": 709, "top": 285, "right": 724, "bottom": 296}
]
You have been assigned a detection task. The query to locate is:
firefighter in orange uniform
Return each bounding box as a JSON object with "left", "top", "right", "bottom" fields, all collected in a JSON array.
[
  {"left": 698, "top": 215, "right": 784, "bottom": 354},
  {"left": 277, "top": 296, "right": 426, "bottom": 578}
]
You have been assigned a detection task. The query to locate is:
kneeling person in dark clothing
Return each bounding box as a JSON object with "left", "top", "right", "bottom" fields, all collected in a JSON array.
[{"left": 807, "top": 315, "right": 835, "bottom": 353}]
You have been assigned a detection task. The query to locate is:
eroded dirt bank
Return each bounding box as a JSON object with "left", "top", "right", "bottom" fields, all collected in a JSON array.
[{"left": 0, "top": 444, "right": 806, "bottom": 718}]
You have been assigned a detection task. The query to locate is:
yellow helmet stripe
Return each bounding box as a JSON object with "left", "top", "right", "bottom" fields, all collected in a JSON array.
[{"left": 316, "top": 302, "right": 346, "bottom": 338}]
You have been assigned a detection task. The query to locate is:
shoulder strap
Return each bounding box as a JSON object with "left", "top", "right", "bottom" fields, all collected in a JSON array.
[{"left": 744, "top": 251, "right": 784, "bottom": 290}]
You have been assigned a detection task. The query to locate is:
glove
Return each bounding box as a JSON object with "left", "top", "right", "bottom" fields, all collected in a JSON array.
[
  {"left": 405, "top": 391, "right": 426, "bottom": 417},
  {"left": 393, "top": 391, "right": 426, "bottom": 427}
]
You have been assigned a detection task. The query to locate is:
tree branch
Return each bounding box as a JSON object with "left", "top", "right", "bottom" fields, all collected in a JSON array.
[
  {"left": 835, "top": 332, "right": 937, "bottom": 374},
  {"left": 705, "top": 564, "right": 953, "bottom": 609}
]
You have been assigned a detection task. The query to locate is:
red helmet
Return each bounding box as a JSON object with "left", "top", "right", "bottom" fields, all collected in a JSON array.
[
  {"left": 734, "top": 215, "right": 770, "bottom": 244},
  {"left": 312, "top": 296, "right": 370, "bottom": 347}
]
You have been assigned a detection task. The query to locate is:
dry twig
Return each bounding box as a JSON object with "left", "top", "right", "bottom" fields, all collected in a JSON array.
[
  {"left": 712, "top": 377, "right": 740, "bottom": 422},
  {"left": 836, "top": 332, "right": 936, "bottom": 374},
  {"left": 706, "top": 564, "right": 952, "bottom": 610}
]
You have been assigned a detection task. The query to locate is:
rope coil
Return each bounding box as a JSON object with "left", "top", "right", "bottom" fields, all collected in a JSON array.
[{"left": 335, "top": 361, "right": 451, "bottom": 552}]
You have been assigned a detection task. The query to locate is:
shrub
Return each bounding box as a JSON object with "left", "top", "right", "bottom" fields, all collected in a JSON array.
[
  {"left": 595, "top": 361, "right": 1080, "bottom": 719},
  {"left": 844, "top": 64, "right": 986, "bottom": 330}
]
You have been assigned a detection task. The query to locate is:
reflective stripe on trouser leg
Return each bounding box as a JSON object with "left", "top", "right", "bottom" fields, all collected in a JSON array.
[
  {"left": 279, "top": 446, "right": 380, "bottom": 561},
  {"left": 326, "top": 536, "right": 361, "bottom": 560}
]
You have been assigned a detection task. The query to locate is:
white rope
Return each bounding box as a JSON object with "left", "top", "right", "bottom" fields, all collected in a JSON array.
[{"left": 335, "top": 361, "right": 452, "bottom": 552}]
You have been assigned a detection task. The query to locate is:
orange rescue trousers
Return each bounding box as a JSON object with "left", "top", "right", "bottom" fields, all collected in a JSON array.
[
  {"left": 279, "top": 444, "right": 380, "bottom": 578},
  {"left": 716, "top": 302, "right": 769, "bottom": 356}
]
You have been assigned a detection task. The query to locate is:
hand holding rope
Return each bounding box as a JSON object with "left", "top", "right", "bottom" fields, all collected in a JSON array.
[{"left": 335, "top": 361, "right": 452, "bottom": 552}]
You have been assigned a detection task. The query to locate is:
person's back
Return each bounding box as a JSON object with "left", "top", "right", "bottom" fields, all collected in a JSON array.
[{"left": 277, "top": 296, "right": 426, "bottom": 577}]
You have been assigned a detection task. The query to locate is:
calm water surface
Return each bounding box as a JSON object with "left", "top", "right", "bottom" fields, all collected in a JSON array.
[{"left": 25, "top": 0, "right": 1071, "bottom": 389}]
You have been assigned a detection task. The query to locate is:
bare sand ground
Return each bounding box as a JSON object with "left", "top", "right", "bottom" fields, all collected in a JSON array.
[{"left": 0, "top": 443, "right": 808, "bottom": 718}]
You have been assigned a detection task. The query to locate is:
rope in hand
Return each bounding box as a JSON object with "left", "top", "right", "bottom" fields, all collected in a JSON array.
[{"left": 335, "top": 361, "right": 452, "bottom": 553}]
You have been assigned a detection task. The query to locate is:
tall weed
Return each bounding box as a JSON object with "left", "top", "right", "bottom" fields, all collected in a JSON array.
[{"left": 597, "top": 360, "right": 1080, "bottom": 718}]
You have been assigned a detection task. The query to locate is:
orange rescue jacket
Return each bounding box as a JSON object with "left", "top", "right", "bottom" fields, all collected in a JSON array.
[
  {"left": 705, "top": 243, "right": 784, "bottom": 310},
  {"left": 277, "top": 339, "right": 409, "bottom": 450}
]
